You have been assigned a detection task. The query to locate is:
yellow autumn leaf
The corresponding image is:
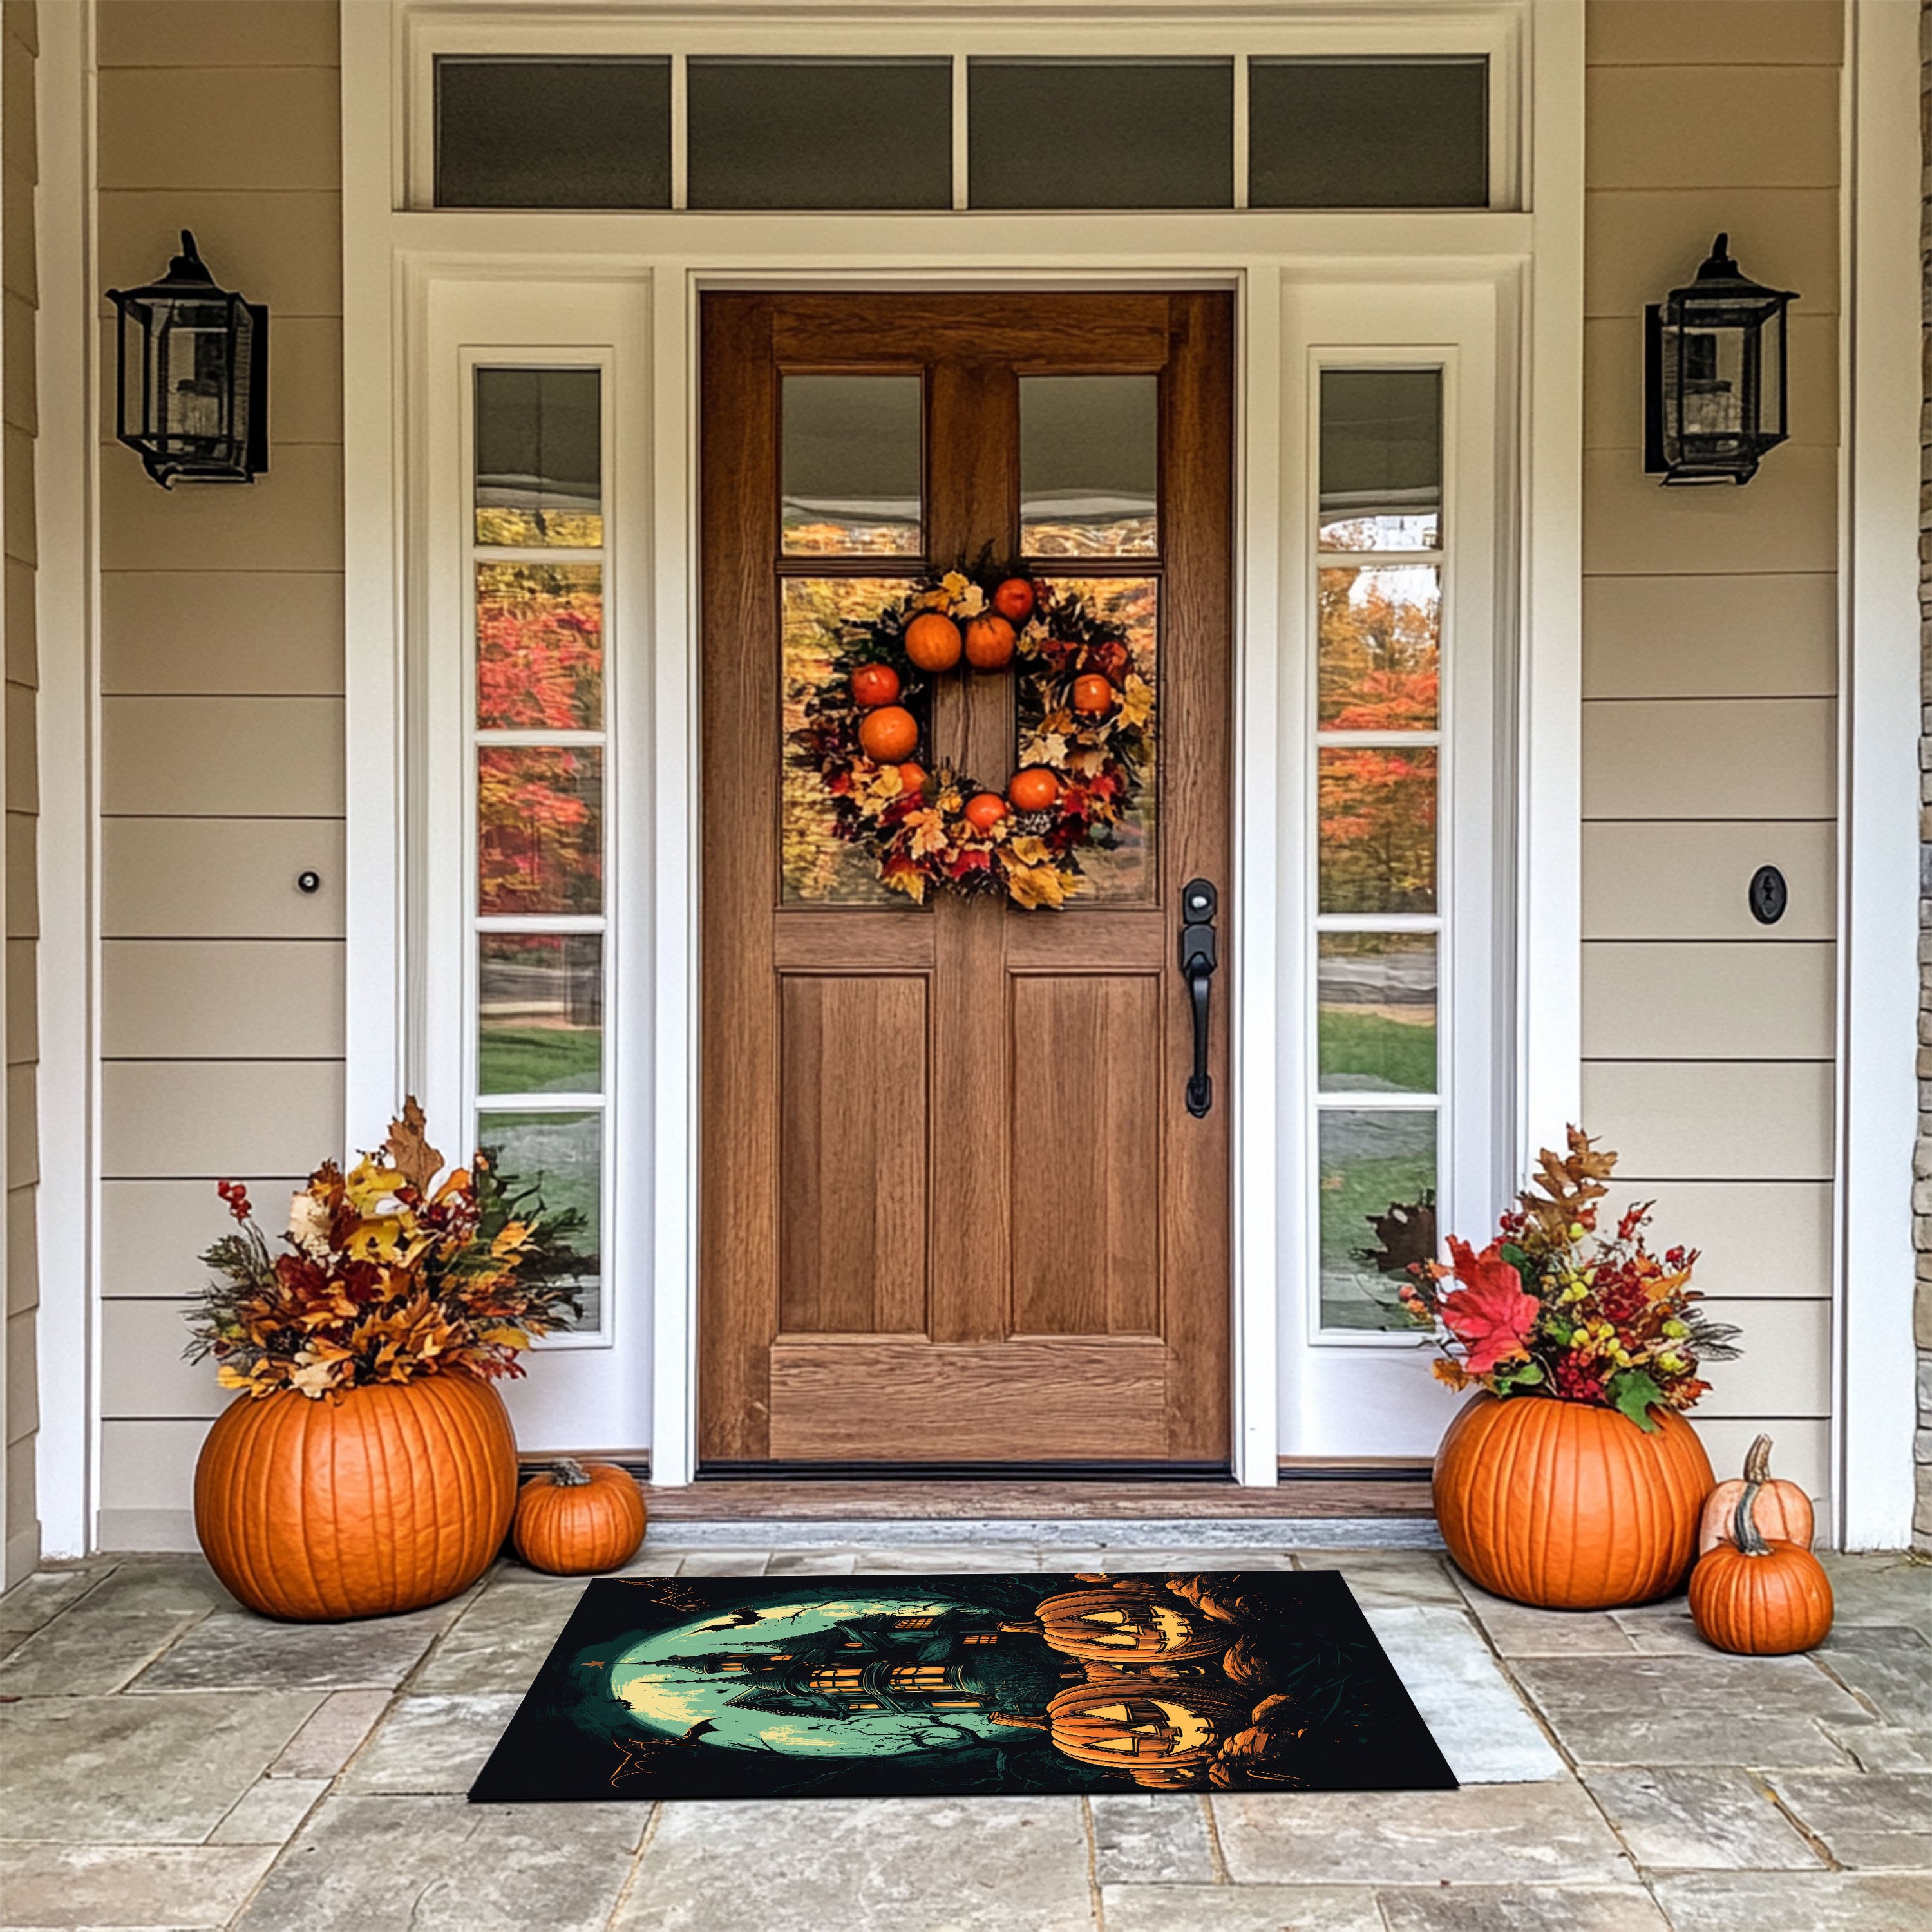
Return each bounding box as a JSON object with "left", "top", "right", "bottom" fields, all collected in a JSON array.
[
  {"left": 1119, "top": 673, "right": 1154, "bottom": 730},
  {"left": 882, "top": 867, "right": 927, "bottom": 904},
  {"left": 907, "top": 808, "right": 949, "bottom": 859},
  {"left": 1019, "top": 732, "right": 1068, "bottom": 769},
  {"left": 1005, "top": 862, "right": 1079, "bottom": 910},
  {"left": 1007, "top": 835, "right": 1053, "bottom": 867}
]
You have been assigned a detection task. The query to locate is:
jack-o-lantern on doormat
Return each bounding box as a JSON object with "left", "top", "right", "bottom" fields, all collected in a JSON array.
[
  {"left": 1030, "top": 1580, "right": 1235, "bottom": 1665},
  {"left": 788, "top": 559, "right": 1153, "bottom": 909}
]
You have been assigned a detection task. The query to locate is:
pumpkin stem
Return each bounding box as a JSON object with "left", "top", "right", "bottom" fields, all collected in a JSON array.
[
  {"left": 1743, "top": 1434, "right": 1773, "bottom": 1484},
  {"left": 549, "top": 1457, "right": 592, "bottom": 1487},
  {"left": 989, "top": 1711, "right": 1051, "bottom": 1732},
  {"left": 1732, "top": 1476, "right": 1771, "bottom": 1558}
]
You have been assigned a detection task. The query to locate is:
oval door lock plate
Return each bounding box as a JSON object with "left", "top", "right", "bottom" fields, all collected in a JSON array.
[{"left": 1748, "top": 864, "right": 1787, "bottom": 925}]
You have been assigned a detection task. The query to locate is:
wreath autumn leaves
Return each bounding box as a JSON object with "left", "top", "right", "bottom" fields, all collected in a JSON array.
[{"left": 788, "top": 563, "right": 1153, "bottom": 909}]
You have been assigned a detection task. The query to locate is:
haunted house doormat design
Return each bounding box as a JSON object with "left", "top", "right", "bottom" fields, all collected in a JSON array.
[{"left": 468, "top": 1571, "right": 1456, "bottom": 1802}]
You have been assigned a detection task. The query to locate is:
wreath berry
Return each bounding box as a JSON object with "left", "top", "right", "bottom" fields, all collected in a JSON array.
[{"left": 789, "top": 562, "right": 1155, "bottom": 910}]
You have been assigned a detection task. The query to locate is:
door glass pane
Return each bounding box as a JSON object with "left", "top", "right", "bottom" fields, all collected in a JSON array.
[
  {"left": 475, "top": 368, "right": 603, "bottom": 547},
  {"left": 476, "top": 563, "right": 603, "bottom": 732},
  {"left": 969, "top": 59, "right": 1234, "bottom": 208},
  {"left": 1317, "top": 565, "right": 1439, "bottom": 729},
  {"left": 1319, "top": 1108, "right": 1437, "bottom": 1331},
  {"left": 478, "top": 746, "right": 603, "bottom": 916},
  {"left": 1250, "top": 59, "right": 1488, "bottom": 209},
  {"left": 437, "top": 58, "right": 670, "bottom": 210},
  {"left": 1021, "top": 376, "right": 1158, "bottom": 558},
  {"left": 1319, "top": 370, "right": 1442, "bottom": 551},
  {"left": 1028, "top": 576, "right": 1157, "bottom": 904},
  {"left": 1318, "top": 934, "right": 1437, "bottom": 1093},
  {"left": 782, "top": 577, "right": 925, "bottom": 905},
  {"left": 478, "top": 1109, "right": 603, "bottom": 1332},
  {"left": 688, "top": 59, "right": 951, "bottom": 209},
  {"left": 479, "top": 934, "right": 603, "bottom": 1095},
  {"left": 1317, "top": 746, "right": 1436, "bottom": 914},
  {"left": 782, "top": 376, "right": 922, "bottom": 556}
]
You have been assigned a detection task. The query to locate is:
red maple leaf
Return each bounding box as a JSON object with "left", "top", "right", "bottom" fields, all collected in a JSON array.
[{"left": 1437, "top": 1237, "right": 1540, "bottom": 1375}]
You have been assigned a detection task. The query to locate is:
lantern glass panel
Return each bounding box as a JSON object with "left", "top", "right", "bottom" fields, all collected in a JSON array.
[{"left": 155, "top": 299, "right": 234, "bottom": 447}]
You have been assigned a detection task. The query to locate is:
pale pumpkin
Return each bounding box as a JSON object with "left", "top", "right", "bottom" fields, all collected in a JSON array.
[
  {"left": 1696, "top": 1434, "right": 1814, "bottom": 1557},
  {"left": 194, "top": 1372, "right": 518, "bottom": 1622},
  {"left": 1434, "top": 1392, "right": 1714, "bottom": 1609},
  {"left": 512, "top": 1459, "right": 647, "bottom": 1575},
  {"left": 1689, "top": 1479, "right": 1834, "bottom": 1654}
]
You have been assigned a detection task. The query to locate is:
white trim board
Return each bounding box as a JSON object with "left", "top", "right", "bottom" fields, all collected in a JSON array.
[{"left": 341, "top": 2, "right": 1587, "bottom": 1491}]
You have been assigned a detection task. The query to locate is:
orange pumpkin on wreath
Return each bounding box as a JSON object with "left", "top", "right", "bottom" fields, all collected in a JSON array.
[{"left": 788, "top": 562, "right": 1154, "bottom": 911}]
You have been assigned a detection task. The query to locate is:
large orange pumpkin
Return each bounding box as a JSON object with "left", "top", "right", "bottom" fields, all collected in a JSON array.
[
  {"left": 1434, "top": 1393, "right": 1713, "bottom": 1609},
  {"left": 1689, "top": 1482, "right": 1834, "bottom": 1655},
  {"left": 1697, "top": 1433, "right": 1814, "bottom": 1557},
  {"left": 194, "top": 1372, "right": 518, "bottom": 1622},
  {"left": 513, "top": 1458, "right": 647, "bottom": 1575}
]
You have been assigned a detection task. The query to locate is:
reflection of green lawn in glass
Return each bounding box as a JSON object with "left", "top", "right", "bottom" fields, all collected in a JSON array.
[
  {"left": 1320, "top": 1142, "right": 1434, "bottom": 1333},
  {"left": 478, "top": 1025, "right": 603, "bottom": 1097},
  {"left": 1318, "top": 1008, "right": 1436, "bottom": 1094},
  {"left": 479, "top": 1109, "right": 601, "bottom": 1331}
]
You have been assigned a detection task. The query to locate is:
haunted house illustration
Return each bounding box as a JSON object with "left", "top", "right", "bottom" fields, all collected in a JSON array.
[{"left": 659, "top": 1607, "right": 1077, "bottom": 1721}]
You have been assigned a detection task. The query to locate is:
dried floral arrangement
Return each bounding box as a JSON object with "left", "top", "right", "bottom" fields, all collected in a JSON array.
[
  {"left": 1400, "top": 1128, "right": 1739, "bottom": 1430},
  {"left": 185, "top": 1101, "right": 589, "bottom": 1400},
  {"left": 788, "top": 558, "right": 1154, "bottom": 909}
]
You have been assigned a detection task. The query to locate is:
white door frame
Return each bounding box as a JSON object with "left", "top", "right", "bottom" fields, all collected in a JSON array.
[{"left": 340, "top": 3, "right": 1586, "bottom": 1489}]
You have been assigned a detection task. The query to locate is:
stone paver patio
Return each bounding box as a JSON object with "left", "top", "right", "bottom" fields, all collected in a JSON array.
[{"left": 1, "top": 1539, "right": 1926, "bottom": 1930}]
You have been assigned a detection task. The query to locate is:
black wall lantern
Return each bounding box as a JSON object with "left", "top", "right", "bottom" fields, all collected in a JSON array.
[
  {"left": 1644, "top": 234, "right": 1796, "bottom": 486},
  {"left": 106, "top": 231, "right": 267, "bottom": 487}
]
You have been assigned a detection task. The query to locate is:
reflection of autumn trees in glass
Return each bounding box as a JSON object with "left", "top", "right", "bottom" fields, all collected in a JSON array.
[
  {"left": 478, "top": 746, "right": 603, "bottom": 915},
  {"left": 477, "top": 564, "right": 603, "bottom": 731},
  {"left": 1319, "top": 747, "right": 1437, "bottom": 914},
  {"left": 1316, "top": 565, "right": 1438, "bottom": 728}
]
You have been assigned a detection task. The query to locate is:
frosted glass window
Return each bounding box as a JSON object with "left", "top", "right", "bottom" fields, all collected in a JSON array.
[
  {"left": 782, "top": 375, "right": 923, "bottom": 555},
  {"left": 1320, "top": 370, "right": 1443, "bottom": 550},
  {"left": 688, "top": 59, "right": 952, "bottom": 209},
  {"left": 969, "top": 60, "right": 1233, "bottom": 209},
  {"left": 1020, "top": 376, "right": 1158, "bottom": 557},
  {"left": 1250, "top": 59, "right": 1487, "bottom": 209},
  {"left": 437, "top": 59, "right": 670, "bottom": 209}
]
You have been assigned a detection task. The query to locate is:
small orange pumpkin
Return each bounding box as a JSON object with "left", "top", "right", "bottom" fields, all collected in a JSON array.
[
  {"left": 1434, "top": 1392, "right": 1713, "bottom": 1609},
  {"left": 512, "top": 1458, "right": 647, "bottom": 1575},
  {"left": 1689, "top": 1477, "right": 1833, "bottom": 1655},
  {"left": 194, "top": 1372, "right": 518, "bottom": 1622},
  {"left": 1697, "top": 1434, "right": 1814, "bottom": 1557}
]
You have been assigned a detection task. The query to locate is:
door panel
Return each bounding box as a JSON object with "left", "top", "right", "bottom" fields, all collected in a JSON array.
[{"left": 700, "top": 290, "right": 1233, "bottom": 1467}]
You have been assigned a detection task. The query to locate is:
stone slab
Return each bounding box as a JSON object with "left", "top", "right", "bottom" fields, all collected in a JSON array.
[
  {"left": 336, "top": 1693, "right": 522, "bottom": 1795},
  {"left": 1211, "top": 1779, "right": 1634, "bottom": 1887},
  {"left": 1651, "top": 1870, "right": 1932, "bottom": 1931},
  {"left": 1088, "top": 1793, "right": 1216, "bottom": 1884},
  {"left": 1823, "top": 1725, "right": 1932, "bottom": 1774},
  {"left": 0, "top": 1841, "right": 279, "bottom": 1929},
  {"left": 1582, "top": 1766, "right": 1822, "bottom": 1870},
  {"left": 1817, "top": 1555, "right": 1932, "bottom": 1638},
  {"left": 0, "top": 1609, "right": 198, "bottom": 1695},
  {"left": 764, "top": 1551, "right": 860, "bottom": 1575},
  {"left": 267, "top": 1688, "right": 392, "bottom": 1778},
  {"left": 1771, "top": 1771, "right": 1932, "bottom": 1870},
  {"left": 1376, "top": 1886, "right": 1672, "bottom": 1931},
  {"left": 1815, "top": 1626, "right": 1932, "bottom": 1728},
  {"left": 1296, "top": 1552, "right": 1464, "bottom": 1607},
  {"left": 1452, "top": 1580, "right": 1635, "bottom": 1656},
  {"left": 665, "top": 1551, "right": 775, "bottom": 1575},
  {"left": 611, "top": 1797, "right": 1095, "bottom": 1932},
  {"left": 1099, "top": 1886, "right": 1383, "bottom": 1931},
  {"left": 233, "top": 1795, "right": 647, "bottom": 1932},
  {"left": 210, "top": 1774, "right": 330, "bottom": 1845},
  {"left": 69, "top": 1557, "right": 242, "bottom": 1617},
  {"left": 1608, "top": 1603, "right": 1711, "bottom": 1656},
  {"left": 0, "top": 1690, "right": 321, "bottom": 1842},
  {"left": 129, "top": 1603, "right": 460, "bottom": 1693},
  {"left": 412, "top": 1580, "right": 584, "bottom": 1695},
  {"left": 0, "top": 1565, "right": 111, "bottom": 1634},
  {"left": 1364, "top": 1605, "right": 1566, "bottom": 1784}
]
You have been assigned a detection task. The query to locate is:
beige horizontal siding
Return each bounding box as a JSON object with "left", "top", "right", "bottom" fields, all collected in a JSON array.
[
  {"left": 99, "top": 0, "right": 340, "bottom": 68},
  {"left": 1587, "top": 1, "right": 1841, "bottom": 67},
  {"left": 1585, "top": 66, "right": 1838, "bottom": 188},
  {"left": 1584, "top": 189, "right": 1837, "bottom": 317},
  {"left": 1581, "top": 1061, "right": 1835, "bottom": 1181},
  {"left": 1582, "top": 574, "right": 1837, "bottom": 697},
  {"left": 5, "top": 936, "right": 30, "bottom": 1056},
  {"left": 4, "top": 811, "right": 30, "bottom": 940},
  {"left": 1582, "top": 942, "right": 1835, "bottom": 1059},
  {"left": 98, "top": 67, "right": 339, "bottom": 191},
  {"left": 8, "top": 1062, "right": 32, "bottom": 1189},
  {"left": 1694, "top": 1299, "right": 1832, "bottom": 1417},
  {"left": 1590, "top": 1180, "right": 1832, "bottom": 1300},
  {"left": 1584, "top": 447, "right": 1840, "bottom": 575},
  {"left": 1582, "top": 821, "right": 1835, "bottom": 940},
  {"left": 102, "top": 941, "right": 345, "bottom": 1058},
  {"left": 5, "top": 559, "right": 34, "bottom": 684},
  {"left": 99, "top": 446, "right": 345, "bottom": 573},
  {"left": 100, "top": 1175, "right": 304, "bottom": 1299},
  {"left": 101, "top": 697, "right": 345, "bottom": 816},
  {"left": 103, "top": 818, "right": 344, "bottom": 938},
  {"left": 102, "top": 1061, "right": 343, "bottom": 1180},
  {"left": 97, "top": 314, "right": 346, "bottom": 451},
  {"left": 102, "top": 571, "right": 345, "bottom": 696},
  {"left": 1692, "top": 1418, "right": 1831, "bottom": 1529},
  {"left": 1581, "top": 698, "right": 1835, "bottom": 819},
  {"left": 102, "top": 1299, "right": 225, "bottom": 1419},
  {"left": 99, "top": 1417, "right": 213, "bottom": 1542},
  {"left": 99, "top": 191, "right": 341, "bottom": 317},
  {"left": 6, "top": 1306, "right": 34, "bottom": 1435},
  {"left": 7, "top": 1184, "right": 34, "bottom": 1315}
]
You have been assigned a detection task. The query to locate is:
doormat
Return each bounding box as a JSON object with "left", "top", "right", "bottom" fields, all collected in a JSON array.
[{"left": 468, "top": 1570, "right": 1457, "bottom": 1802}]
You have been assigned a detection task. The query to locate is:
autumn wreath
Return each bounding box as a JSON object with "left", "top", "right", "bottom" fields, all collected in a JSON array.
[{"left": 788, "top": 563, "right": 1154, "bottom": 909}]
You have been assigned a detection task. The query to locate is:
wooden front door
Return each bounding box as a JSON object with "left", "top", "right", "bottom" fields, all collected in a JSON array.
[{"left": 699, "top": 292, "right": 1233, "bottom": 1469}]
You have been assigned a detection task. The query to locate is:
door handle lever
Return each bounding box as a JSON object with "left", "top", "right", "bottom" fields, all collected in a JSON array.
[{"left": 1179, "top": 878, "right": 1218, "bottom": 1118}]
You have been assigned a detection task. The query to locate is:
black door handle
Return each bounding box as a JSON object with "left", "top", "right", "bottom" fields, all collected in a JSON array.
[{"left": 1179, "top": 878, "right": 1218, "bottom": 1118}]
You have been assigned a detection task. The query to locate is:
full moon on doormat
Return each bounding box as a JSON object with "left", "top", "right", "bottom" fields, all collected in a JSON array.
[{"left": 468, "top": 1571, "right": 1457, "bottom": 1802}]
